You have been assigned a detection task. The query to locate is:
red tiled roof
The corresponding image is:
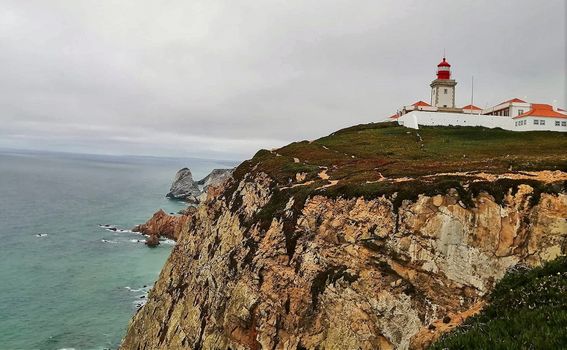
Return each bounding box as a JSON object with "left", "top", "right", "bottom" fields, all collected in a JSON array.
[
  {"left": 412, "top": 101, "right": 431, "bottom": 107},
  {"left": 389, "top": 113, "right": 399, "bottom": 119},
  {"left": 513, "top": 103, "right": 567, "bottom": 119},
  {"left": 501, "top": 98, "right": 527, "bottom": 104},
  {"left": 461, "top": 104, "right": 482, "bottom": 110}
]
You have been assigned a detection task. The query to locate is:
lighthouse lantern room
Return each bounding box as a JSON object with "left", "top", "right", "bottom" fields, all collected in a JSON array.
[{"left": 430, "top": 57, "right": 457, "bottom": 109}]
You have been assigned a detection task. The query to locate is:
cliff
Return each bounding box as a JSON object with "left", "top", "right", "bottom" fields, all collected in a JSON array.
[
  {"left": 197, "top": 168, "right": 234, "bottom": 190},
  {"left": 120, "top": 123, "right": 567, "bottom": 349}
]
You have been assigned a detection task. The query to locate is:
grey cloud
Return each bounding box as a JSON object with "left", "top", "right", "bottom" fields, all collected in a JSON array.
[{"left": 0, "top": 0, "right": 565, "bottom": 159}]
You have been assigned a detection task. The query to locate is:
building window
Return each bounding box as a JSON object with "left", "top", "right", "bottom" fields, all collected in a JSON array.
[
  {"left": 518, "top": 109, "right": 524, "bottom": 116},
  {"left": 556, "top": 121, "right": 560, "bottom": 126},
  {"left": 444, "top": 88, "right": 448, "bottom": 94},
  {"left": 541, "top": 120, "right": 545, "bottom": 125},
  {"left": 562, "top": 121, "right": 567, "bottom": 126},
  {"left": 534, "top": 120, "right": 539, "bottom": 125}
]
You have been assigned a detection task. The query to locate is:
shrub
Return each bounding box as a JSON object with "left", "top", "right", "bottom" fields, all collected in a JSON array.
[{"left": 430, "top": 256, "right": 567, "bottom": 349}]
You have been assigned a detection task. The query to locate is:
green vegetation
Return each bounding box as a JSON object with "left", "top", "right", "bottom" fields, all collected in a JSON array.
[
  {"left": 430, "top": 256, "right": 567, "bottom": 350},
  {"left": 248, "top": 122, "right": 567, "bottom": 185},
  {"left": 226, "top": 123, "right": 566, "bottom": 205}
]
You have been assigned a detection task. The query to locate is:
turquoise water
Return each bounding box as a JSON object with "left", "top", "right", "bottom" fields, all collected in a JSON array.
[{"left": 0, "top": 150, "right": 237, "bottom": 349}]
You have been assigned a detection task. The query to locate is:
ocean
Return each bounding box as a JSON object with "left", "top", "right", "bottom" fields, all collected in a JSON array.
[{"left": 0, "top": 150, "right": 238, "bottom": 350}]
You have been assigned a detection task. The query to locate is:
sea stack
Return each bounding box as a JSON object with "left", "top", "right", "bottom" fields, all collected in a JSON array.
[
  {"left": 166, "top": 168, "right": 234, "bottom": 205},
  {"left": 165, "top": 168, "right": 201, "bottom": 203}
]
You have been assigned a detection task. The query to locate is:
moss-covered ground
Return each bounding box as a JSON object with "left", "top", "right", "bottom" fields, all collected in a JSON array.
[
  {"left": 228, "top": 123, "right": 566, "bottom": 207},
  {"left": 247, "top": 122, "right": 567, "bottom": 184}
]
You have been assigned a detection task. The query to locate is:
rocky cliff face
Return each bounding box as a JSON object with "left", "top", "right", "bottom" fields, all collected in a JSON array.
[
  {"left": 121, "top": 124, "right": 567, "bottom": 349},
  {"left": 197, "top": 169, "right": 234, "bottom": 190},
  {"left": 120, "top": 170, "right": 566, "bottom": 349}
]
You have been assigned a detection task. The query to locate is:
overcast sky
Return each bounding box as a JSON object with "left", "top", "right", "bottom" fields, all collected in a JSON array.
[{"left": 1, "top": 0, "right": 565, "bottom": 160}]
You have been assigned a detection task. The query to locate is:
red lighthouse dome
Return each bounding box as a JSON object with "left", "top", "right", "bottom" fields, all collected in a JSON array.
[{"left": 436, "top": 57, "right": 451, "bottom": 80}]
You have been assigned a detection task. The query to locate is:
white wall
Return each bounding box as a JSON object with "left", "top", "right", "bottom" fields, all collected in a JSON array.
[
  {"left": 481, "top": 102, "right": 530, "bottom": 116},
  {"left": 509, "top": 103, "right": 531, "bottom": 117},
  {"left": 396, "top": 111, "right": 567, "bottom": 132},
  {"left": 516, "top": 117, "right": 567, "bottom": 132},
  {"left": 398, "top": 111, "right": 514, "bottom": 130},
  {"left": 432, "top": 85, "right": 455, "bottom": 108}
]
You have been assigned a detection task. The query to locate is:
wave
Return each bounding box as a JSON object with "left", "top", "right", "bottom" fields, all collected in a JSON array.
[
  {"left": 133, "top": 299, "right": 147, "bottom": 309},
  {"left": 125, "top": 285, "right": 151, "bottom": 292},
  {"left": 126, "top": 286, "right": 151, "bottom": 309},
  {"left": 98, "top": 224, "right": 114, "bottom": 228},
  {"left": 159, "top": 238, "right": 176, "bottom": 245}
]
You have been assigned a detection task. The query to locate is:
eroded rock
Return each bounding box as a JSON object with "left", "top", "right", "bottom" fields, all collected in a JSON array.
[{"left": 120, "top": 173, "right": 567, "bottom": 350}]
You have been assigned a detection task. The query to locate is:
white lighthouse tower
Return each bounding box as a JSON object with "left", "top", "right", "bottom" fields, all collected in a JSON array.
[{"left": 430, "top": 57, "right": 457, "bottom": 109}]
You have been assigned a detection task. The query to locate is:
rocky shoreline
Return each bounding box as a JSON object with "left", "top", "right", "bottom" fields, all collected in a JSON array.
[
  {"left": 132, "top": 209, "right": 191, "bottom": 247},
  {"left": 134, "top": 167, "right": 234, "bottom": 247}
]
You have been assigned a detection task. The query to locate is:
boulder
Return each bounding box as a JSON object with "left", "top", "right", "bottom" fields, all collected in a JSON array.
[
  {"left": 134, "top": 209, "right": 179, "bottom": 240},
  {"left": 145, "top": 234, "right": 159, "bottom": 247}
]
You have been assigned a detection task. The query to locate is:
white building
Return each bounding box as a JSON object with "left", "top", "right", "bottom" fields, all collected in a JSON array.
[{"left": 390, "top": 57, "right": 567, "bottom": 132}]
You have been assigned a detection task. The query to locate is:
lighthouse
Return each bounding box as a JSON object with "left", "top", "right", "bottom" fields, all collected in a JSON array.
[
  {"left": 430, "top": 57, "right": 457, "bottom": 109},
  {"left": 392, "top": 55, "right": 567, "bottom": 132}
]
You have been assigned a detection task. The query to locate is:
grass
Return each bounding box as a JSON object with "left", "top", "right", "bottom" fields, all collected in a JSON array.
[
  {"left": 430, "top": 256, "right": 567, "bottom": 350},
  {"left": 241, "top": 122, "right": 567, "bottom": 187},
  {"left": 225, "top": 123, "right": 566, "bottom": 211}
]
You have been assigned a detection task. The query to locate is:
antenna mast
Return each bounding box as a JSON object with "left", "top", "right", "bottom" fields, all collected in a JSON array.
[{"left": 471, "top": 76, "right": 475, "bottom": 114}]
